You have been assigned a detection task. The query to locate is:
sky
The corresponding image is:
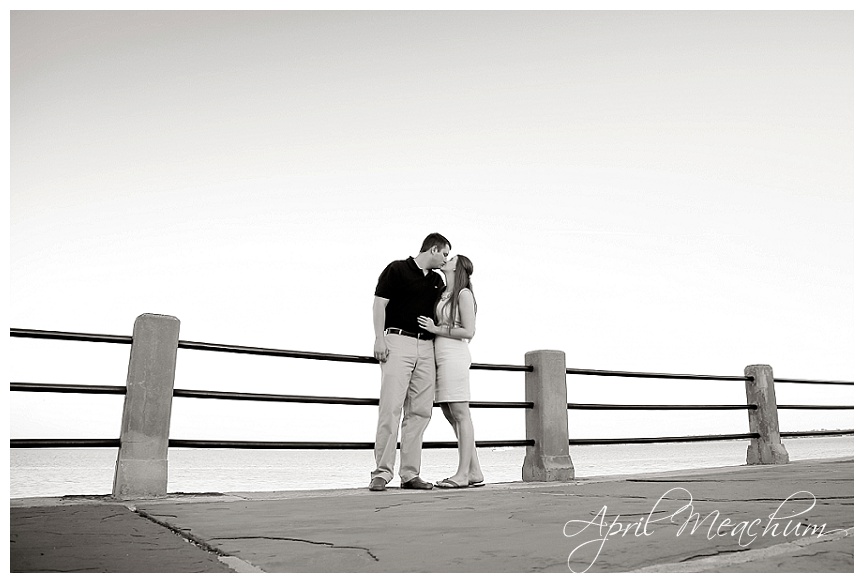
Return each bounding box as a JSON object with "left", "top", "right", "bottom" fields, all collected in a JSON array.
[{"left": 7, "top": 7, "right": 855, "bottom": 451}]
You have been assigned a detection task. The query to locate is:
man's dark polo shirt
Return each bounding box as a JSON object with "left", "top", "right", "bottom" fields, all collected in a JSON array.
[{"left": 375, "top": 257, "right": 444, "bottom": 336}]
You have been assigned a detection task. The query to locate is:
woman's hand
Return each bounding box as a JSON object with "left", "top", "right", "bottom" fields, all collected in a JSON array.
[{"left": 417, "top": 316, "right": 437, "bottom": 333}]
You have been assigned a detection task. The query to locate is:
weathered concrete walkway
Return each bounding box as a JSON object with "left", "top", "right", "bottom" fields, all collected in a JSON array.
[{"left": 10, "top": 457, "right": 853, "bottom": 573}]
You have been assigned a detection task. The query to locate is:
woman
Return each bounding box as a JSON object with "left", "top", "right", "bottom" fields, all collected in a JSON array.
[{"left": 418, "top": 255, "right": 484, "bottom": 489}]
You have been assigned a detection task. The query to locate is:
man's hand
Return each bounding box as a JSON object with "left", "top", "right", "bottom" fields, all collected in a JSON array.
[
  {"left": 373, "top": 296, "right": 389, "bottom": 362},
  {"left": 374, "top": 336, "right": 389, "bottom": 363}
]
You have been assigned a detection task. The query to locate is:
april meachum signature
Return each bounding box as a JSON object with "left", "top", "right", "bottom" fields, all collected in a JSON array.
[{"left": 562, "top": 488, "right": 851, "bottom": 573}]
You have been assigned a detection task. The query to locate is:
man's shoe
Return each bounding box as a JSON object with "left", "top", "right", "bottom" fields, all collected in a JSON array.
[
  {"left": 368, "top": 477, "right": 387, "bottom": 492},
  {"left": 400, "top": 477, "right": 433, "bottom": 490}
]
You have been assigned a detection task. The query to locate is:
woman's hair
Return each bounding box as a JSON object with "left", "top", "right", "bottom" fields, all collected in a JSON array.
[{"left": 444, "top": 255, "right": 477, "bottom": 327}]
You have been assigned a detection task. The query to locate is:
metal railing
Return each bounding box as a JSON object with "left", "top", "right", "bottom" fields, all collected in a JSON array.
[
  {"left": 10, "top": 327, "right": 535, "bottom": 451},
  {"left": 10, "top": 324, "right": 854, "bottom": 489},
  {"left": 564, "top": 367, "right": 853, "bottom": 446}
]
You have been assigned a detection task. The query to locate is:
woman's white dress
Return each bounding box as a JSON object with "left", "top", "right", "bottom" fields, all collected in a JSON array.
[{"left": 434, "top": 290, "right": 472, "bottom": 403}]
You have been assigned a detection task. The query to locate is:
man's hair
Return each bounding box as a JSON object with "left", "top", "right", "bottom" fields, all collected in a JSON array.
[{"left": 420, "top": 232, "right": 451, "bottom": 253}]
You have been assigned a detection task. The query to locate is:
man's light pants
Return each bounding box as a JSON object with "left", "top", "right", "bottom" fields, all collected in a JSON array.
[{"left": 371, "top": 334, "right": 435, "bottom": 483}]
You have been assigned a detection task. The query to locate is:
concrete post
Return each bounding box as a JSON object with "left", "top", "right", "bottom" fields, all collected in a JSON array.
[
  {"left": 112, "top": 314, "right": 181, "bottom": 499},
  {"left": 744, "top": 364, "right": 789, "bottom": 465},
  {"left": 522, "top": 350, "right": 575, "bottom": 482}
]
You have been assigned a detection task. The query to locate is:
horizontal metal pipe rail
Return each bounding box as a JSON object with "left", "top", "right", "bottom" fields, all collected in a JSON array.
[
  {"left": 11, "top": 382, "right": 126, "bottom": 396},
  {"left": 569, "top": 403, "right": 756, "bottom": 410},
  {"left": 168, "top": 439, "right": 533, "bottom": 450},
  {"left": 567, "top": 366, "right": 855, "bottom": 385},
  {"left": 179, "top": 339, "right": 380, "bottom": 365},
  {"left": 12, "top": 439, "right": 121, "bottom": 448},
  {"left": 774, "top": 378, "right": 854, "bottom": 386},
  {"left": 569, "top": 404, "right": 854, "bottom": 411},
  {"left": 177, "top": 339, "right": 533, "bottom": 372},
  {"left": 9, "top": 438, "right": 532, "bottom": 449},
  {"left": 568, "top": 429, "right": 854, "bottom": 446},
  {"left": 13, "top": 431, "right": 852, "bottom": 449},
  {"left": 8, "top": 384, "right": 532, "bottom": 409},
  {"left": 570, "top": 433, "right": 759, "bottom": 445},
  {"left": 172, "top": 388, "right": 532, "bottom": 409},
  {"left": 10, "top": 329, "right": 533, "bottom": 372},
  {"left": 567, "top": 367, "right": 751, "bottom": 382},
  {"left": 780, "top": 430, "right": 854, "bottom": 437},
  {"left": 777, "top": 405, "right": 854, "bottom": 410},
  {"left": 11, "top": 328, "right": 132, "bottom": 344},
  {"left": 7, "top": 433, "right": 854, "bottom": 451}
]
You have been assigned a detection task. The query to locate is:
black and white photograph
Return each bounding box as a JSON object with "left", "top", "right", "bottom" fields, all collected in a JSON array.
[{"left": 8, "top": 3, "right": 855, "bottom": 574}]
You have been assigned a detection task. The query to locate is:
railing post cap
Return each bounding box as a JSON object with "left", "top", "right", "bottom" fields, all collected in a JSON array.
[
  {"left": 136, "top": 313, "right": 181, "bottom": 323},
  {"left": 525, "top": 350, "right": 565, "bottom": 357}
]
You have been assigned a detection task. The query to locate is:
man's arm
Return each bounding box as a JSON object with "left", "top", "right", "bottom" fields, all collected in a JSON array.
[{"left": 373, "top": 296, "right": 389, "bottom": 362}]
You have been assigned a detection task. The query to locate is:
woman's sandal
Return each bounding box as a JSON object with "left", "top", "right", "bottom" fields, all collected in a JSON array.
[{"left": 435, "top": 478, "right": 470, "bottom": 489}]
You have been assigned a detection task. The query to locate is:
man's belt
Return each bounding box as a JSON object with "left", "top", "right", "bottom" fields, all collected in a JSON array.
[{"left": 385, "top": 327, "right": 434, "bottom": 341}]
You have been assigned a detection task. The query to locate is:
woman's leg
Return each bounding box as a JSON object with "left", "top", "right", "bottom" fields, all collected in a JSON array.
[
  {"left": 446, "top": 401, "right": 478, "bottom": 485},
  {"left": 467, "top": 444, "right": 484, "bottom": 485},
  {"left": 439, "top": 402, "right": 483, "bottom": 485},
  {"left": 441, "top": 402, "right": 457, "bottom": 436}
]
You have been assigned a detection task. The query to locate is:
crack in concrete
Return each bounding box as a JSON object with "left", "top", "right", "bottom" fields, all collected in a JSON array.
[
  {"left": 626, "top": 479, "right": 733, "bottom": 483},
  {"left": 627, "top": 477, "right": 853, "bottom": 484},
  {"left": 682, "top": 547, "right": 750, "bottom": 562},
  {"left": 131, "top": 507, "right": 270, "bottom": 573},
  {"left": 563, "top": 491, "right": 853, "bottom": 504},
  {"left": 543, "top": 492, "right": 678, "bottom": 501},
  {"left": 211, "top": 536, "right": 379, "bottom": 562},
  {"left": 632, "top": 527, "right": 854, "bottom": 572},
  {"left": 530, "top": 558, "right": 570, "bottom": 572},
  {"left": 99, "top": 513, "right": 130, "bottom": 521},
  {"left": 133, "top": 508, "right": 230, "bottom": 557},
  {"left": 373, "top": 499, "right": 440, "bottom": 512}
]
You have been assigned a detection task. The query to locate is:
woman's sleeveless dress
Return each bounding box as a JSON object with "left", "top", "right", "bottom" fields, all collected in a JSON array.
[{"left": 433, "top": 289, "right": 473, "bottom": 403}]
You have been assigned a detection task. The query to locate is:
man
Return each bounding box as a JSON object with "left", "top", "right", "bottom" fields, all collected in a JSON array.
[{"left": 369, "top": 233, "right": 451, "bottom": 492}]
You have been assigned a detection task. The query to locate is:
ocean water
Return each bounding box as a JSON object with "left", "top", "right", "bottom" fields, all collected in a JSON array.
[{"left": 9, "top": 436, "right": 852, "bottom": 499}]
